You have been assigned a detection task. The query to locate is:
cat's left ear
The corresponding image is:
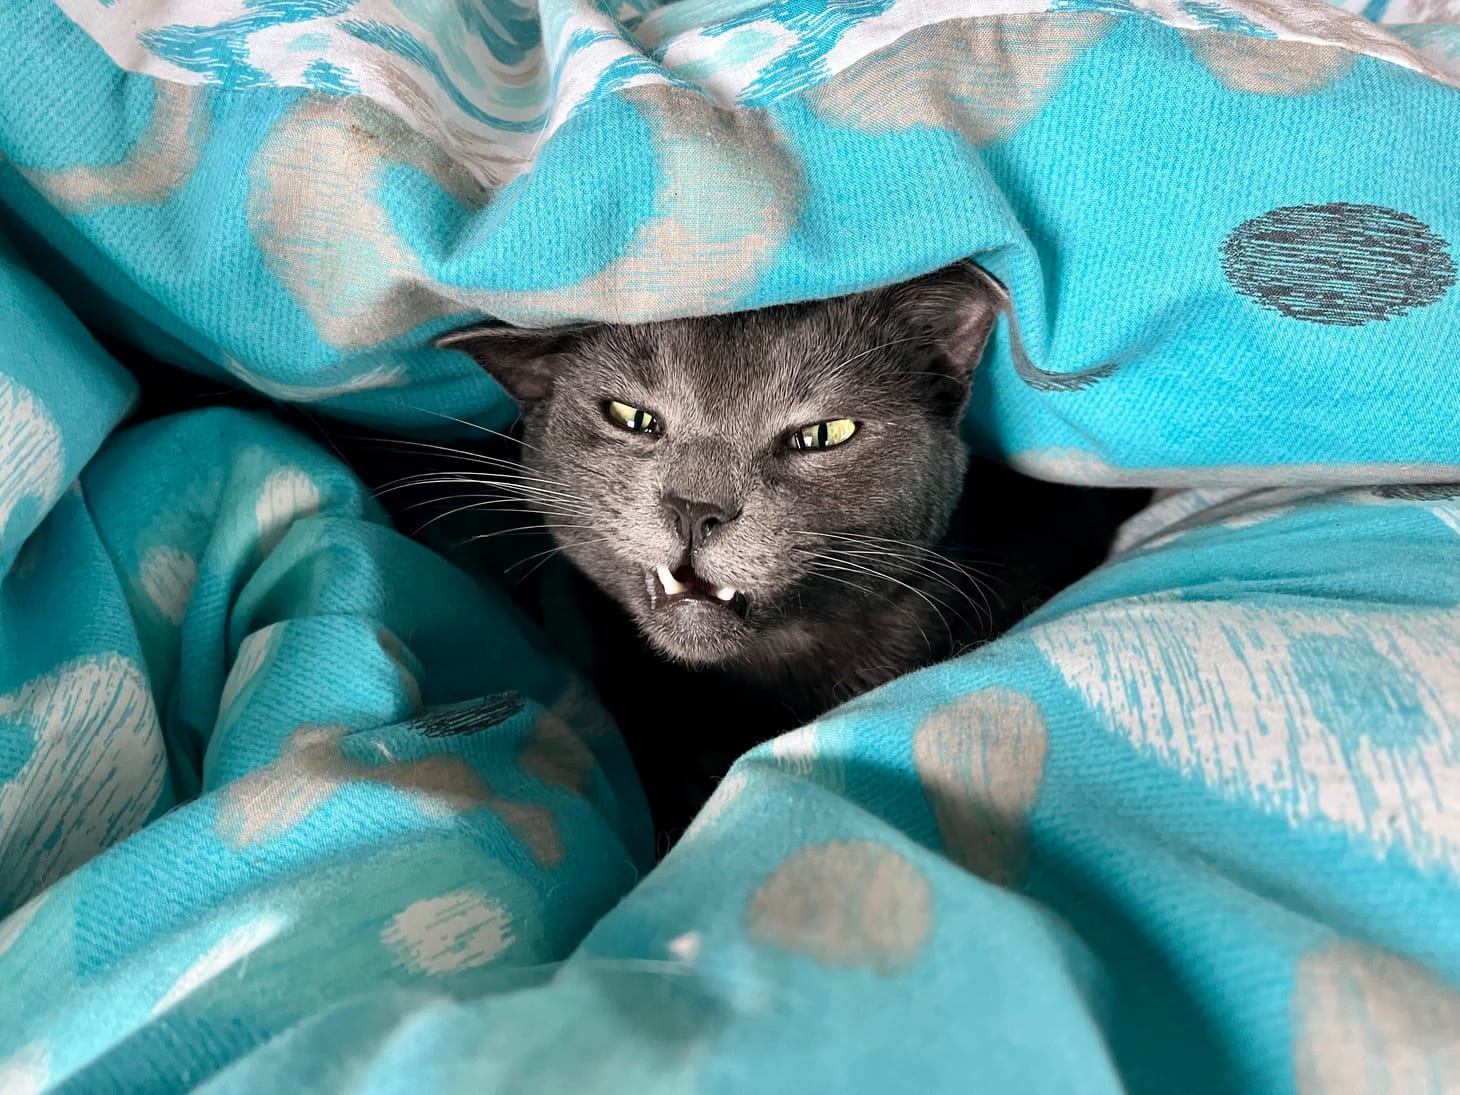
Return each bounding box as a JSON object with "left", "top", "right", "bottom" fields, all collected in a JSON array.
[
  {"left": 436, "top": 322, "right": 597, "bottom": 406},
  {"left": 889, "top": 260, "right": 1007, "bottom": 401}
]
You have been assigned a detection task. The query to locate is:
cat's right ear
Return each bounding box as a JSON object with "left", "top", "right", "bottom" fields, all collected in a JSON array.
[{"left": 435, "top": 323, "right": 596, "bottom": 406}]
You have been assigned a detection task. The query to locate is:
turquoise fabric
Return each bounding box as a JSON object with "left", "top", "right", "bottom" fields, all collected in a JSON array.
[
  {"left": 2, "top": 0, "right": 1459, "bottom": 477},
  {"left": 1, "top": 0, "right": 1459, "bottom": 1091}
]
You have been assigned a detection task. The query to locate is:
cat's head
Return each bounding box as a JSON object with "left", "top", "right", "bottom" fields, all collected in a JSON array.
[{"left": 440, "top": 262, "right": 1003, "bottom": 669}]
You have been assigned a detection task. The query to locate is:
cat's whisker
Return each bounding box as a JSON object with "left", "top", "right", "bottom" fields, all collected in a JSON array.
[
  {"left": 347, "top": 435, "right": 539, "bottom": 472},
  {"left": 403, "top": 498, "right": 590, "bottom": 524},
  {"left": 815, "top": 546, "right": 989, "bottom": 624},
  {"left": 797, "top": 553, "right": 959, "bottom": 654},
  {"left": 399, "top": 404, "right": 543, "bottom": 454},
  {"left": 794, "top": 528, "right": 1006, "bottom": 602},
  {"left": 805, "top": 546, "right": 998, "bottom": 630},
  {"left": 372, "top": 460, "right": 574, "bottom": 495},
  {"left": 794, "top": 565, "right": 878, "bottom": 599},
  {"left": 813, "top": 548, "right": 980, "bottom": 629},
  {"left": 386, "top": 486, "right": 594, "bottom": 523},
  {"left": 412, "top": 494, "right": 588, "bottom": 535},
  {"left": 378, "top": 484, "right": 586, "bottom": 513},
  {"left": 798, "top": 528, "right": 990, "bottom": 567},
  {"left": 815, "top": 555, "right": 966, "bottom": 627},
  {"left": 895, "top": 369, "right": 976, "bottom": 383},
  {"left": 388, "top": 492, "right": 594, "bottom": 525},
  {"left": 377, "top": 473, "right": 584, "bottom": 501},
  {"left": 378, "top": 486, "right": 573, "bottom": 514},
  {"left": 794, "top": 530, "right": 978, "bottom": 588},
  {"left": 524, "top": 116, "right": 552, "bottom": 167},
  {"left": 506, "top": 536, "right": 615, "bottom": 584},
  {"left": 459, "top": 521, "right": 597, "bottom": 546},
  {"left": 412, "top": 498, "right": 518, "bottom": 536},
  {"left": 809, "top": 561, "right": 938, "bottom": 656},
  {"left": 829, "top": 334, "right": 927, "bottom": 374},
  {"left": 415, "top": 505, "right": 595, "bottom": 539},
  {"left": 414, "top": 501, "right": 594, "bottom": 531}
]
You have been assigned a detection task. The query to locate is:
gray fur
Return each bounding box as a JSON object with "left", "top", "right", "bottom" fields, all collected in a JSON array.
[{"left": 439, "top": 262, "right": 1001, "bottom": 715}]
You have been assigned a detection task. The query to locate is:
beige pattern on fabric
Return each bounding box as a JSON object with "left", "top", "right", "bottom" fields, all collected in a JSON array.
[
  {"left": 1010, "top": 447, "right": 1460, "bottom": 488},
  {"left": 499, "top": 83, "right": 805, "bottom": 326},
  {"left": 747, "top": 840, "right": 932, "bottom": 973},
  {"left": 215, "top": 723, "right": 566, "bottom": 866},
  {"left": 518, "top": 711, "right": 597, "bottom": 795},
  {"left": 913, "top": 688, "right": 1048, "bottom": 884},
  {"left": 249, "top": 85, "right": 803, "bottom": 341},
  {"left": 26, "top": 82, "right": 209, "bottom": 213},
  {"left": 807, "top": 15, "right": 1114, "bottom": 144},
  {"left": 1181, "top": 31, "right": 1357, "bottom": 95},
  {"left": 1293, "top": 941, "right": 1460, "bottom": 1094},
  {"left": 1032, "top": 599, "right": 1460, "bottom": 873},
  {"left": 0, "top": 656, "right": 165, "bottom": 910},
  {"left": 381, "top": 890, "right": 514, "bottom": 975},
  {"left": 247, "top": 95, "right": 488, "bottom": 349}
]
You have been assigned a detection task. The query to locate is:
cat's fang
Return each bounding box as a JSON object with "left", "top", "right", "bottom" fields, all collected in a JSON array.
[
  {"left": 656, "top": 564, "right": 689, "bottom": 596},
  {"left": 648, "top": 565, "right": 747, "bottom": 618}
]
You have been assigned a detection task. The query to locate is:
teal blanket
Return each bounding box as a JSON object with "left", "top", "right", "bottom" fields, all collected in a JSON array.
[{"left": 2, "top": 0, "right": 1459, "bottom": 1090}]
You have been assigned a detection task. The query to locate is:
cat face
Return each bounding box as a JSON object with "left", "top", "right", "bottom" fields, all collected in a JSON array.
[{"left": 440, "top": 263, "right": 1001, "bottom": 668}]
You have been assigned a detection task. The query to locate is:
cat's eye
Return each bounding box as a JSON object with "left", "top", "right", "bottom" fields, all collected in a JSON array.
[
  {"left": 789, "top": 418, "right": 858, "bottom": 451},
  {"left": 605, "top": 400, "right": 659, "bottom": 435}
]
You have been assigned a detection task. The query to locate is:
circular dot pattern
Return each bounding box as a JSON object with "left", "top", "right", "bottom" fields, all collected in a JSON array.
[{"left": 1221, "top": 203, "right": 1456, "bottom": 326}]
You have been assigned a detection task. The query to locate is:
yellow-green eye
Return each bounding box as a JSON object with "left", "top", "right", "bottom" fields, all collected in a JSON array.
[
  {"left": 790, "top": 418, "right": 857, "bottom": 451},
  {"left": 605, "top": 400, "right": 658, "bottom": 434}
]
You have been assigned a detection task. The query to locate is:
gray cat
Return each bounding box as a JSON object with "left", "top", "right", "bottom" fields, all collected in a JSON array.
[
  {"left": 430, "top": 260, "right": 1143, "bottom": 837},
  {"left": 438, "top": 261, "right": 1003, "bottom": 717}
]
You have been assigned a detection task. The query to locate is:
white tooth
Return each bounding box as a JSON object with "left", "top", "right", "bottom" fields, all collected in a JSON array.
[
  {"left": 657, "top": 564, "right": 688, "bottom": 595},
  {"left": 714, "top": 586, "right": 738, "bottom": 602}
]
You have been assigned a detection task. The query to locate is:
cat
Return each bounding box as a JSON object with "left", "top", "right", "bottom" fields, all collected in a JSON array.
[
  {"left": 438, "top": 261, "right": 1146, "bottom": 838},
  {"left": 439, "top": 263, "right": 998, "bottom": 704}
]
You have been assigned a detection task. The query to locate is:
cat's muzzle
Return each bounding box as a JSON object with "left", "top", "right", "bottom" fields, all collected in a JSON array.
[{"left": 648, "top": 564, "right": 749, "bottom": 619}]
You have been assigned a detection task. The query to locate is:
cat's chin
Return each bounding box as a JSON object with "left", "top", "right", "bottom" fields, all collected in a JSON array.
[
  {"left": 629, "top": 586, "right": 749, "bottom": 667},
  {"left": 637, "top": 598, "right": 754, "bottom": 666}
]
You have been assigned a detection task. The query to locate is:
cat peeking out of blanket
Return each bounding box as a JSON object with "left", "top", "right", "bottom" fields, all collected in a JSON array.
[{"left": 437, "top": 262, "right": 1142, "bottom": 836}]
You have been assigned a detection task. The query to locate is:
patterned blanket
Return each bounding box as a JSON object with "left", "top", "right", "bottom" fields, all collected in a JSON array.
[{"left": 1, "top": 0, "right": 1458, "bottom": 1090}]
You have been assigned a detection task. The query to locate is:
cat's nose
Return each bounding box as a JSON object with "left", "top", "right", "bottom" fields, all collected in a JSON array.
[{"left": 662, "top": 493, "right": 740, "bottom": 547}]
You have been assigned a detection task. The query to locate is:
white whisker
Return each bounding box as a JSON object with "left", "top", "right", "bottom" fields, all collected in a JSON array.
[
  {"left": 412, "top": 494, "right": 586, "bottom": 534},
  {"left": 460, "top": 521, "right": 597, "bottom": 546},
  {"left": 399, "top": 404, "right": 543, "bottom": 454},
  {"left": 507, "top": 536, "right": 615, "bottom": 584},
  {"left": 829, "top": 334, "right": 927, "bottom": 375},
  {"left": 378, "top": 475, "right": 584, "bottom": 503},
  {"left": 798, "top": 553, "right": 957, "bottom": 655}
]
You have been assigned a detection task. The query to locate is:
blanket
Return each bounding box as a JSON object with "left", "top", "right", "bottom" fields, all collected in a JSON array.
[{"left": 1, "top": 0, "right": 1458, "bottom": 1090}]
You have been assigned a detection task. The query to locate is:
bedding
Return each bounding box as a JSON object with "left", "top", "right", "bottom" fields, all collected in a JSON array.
[{"left": 1, "top": 0, "right": 1458, "bottom": 1090}]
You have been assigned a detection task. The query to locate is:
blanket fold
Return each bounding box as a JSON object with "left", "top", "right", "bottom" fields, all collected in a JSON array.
[{"left": 1, "top": 1, "right": 1458, "bottom": 1091}]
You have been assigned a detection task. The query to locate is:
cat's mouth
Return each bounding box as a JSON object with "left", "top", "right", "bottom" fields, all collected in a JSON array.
[{"left": 647, "top": 564, "right": 749, "bottom": 619}]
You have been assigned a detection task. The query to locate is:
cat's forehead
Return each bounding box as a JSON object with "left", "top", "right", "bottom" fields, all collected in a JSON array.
[{"left": 582, "top": 300, "right": 887, "bottom": 410}]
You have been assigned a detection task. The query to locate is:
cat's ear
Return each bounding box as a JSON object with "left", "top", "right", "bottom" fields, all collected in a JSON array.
[
  {"left": 889, "top": 260, "right": 1007, "bottom": 391},
  {"left": 436, "top": 322, "right": 597, "bottom": 405}
]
